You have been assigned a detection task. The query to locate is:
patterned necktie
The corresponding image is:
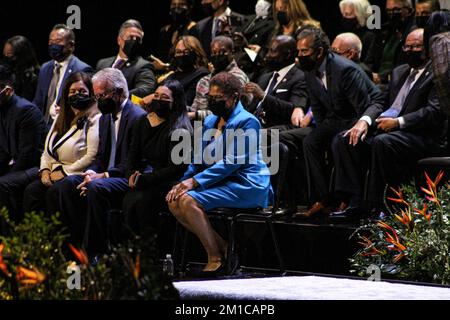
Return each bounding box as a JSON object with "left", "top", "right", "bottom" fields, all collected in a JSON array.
[
  {"left": 108, "top": 114, "right": 117, "bottom": 170},
  {"left": 46, "top": 62, "right": 62, "bottom": 122},
  {"left": 255, "top": 72, "right": 279, "bottom": 122},
  {"left": 112, "top": 58, "right": 126, "bottom": 69},
  {"left": 380, "top": 69, "right": 419, "bottom": 118}
]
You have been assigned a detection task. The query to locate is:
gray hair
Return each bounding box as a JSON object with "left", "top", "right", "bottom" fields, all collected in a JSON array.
[
  {"left": 336, "top": 32, "right": 363, "bottom": 59},
  {"left": 93, "top": 68, "right": 129, "bottom": 100},
  {"left": 339, "top": 0, "right": 372, "bottom": 27},
  {"left": 118, "top": 19, "right": 144, "bottom": 38}
]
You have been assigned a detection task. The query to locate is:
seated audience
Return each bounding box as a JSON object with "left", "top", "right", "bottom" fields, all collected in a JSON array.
[
  {"left": 2, "top": 36, "right": 40, "bottom": 101},
  {"left": 338, "top": 0, "right": 377, "bottom": 70},
  {"left": 414, "top": 0, "right": 441, "bottom": 28},
  {"left": 155, "top": 0, "right": 197, "bottom": 64},
  {"left": 123, "top": 80, "right": 192, "bottom": 238},
  {"left": 56, "top": 68, "right": 145, "bottom": 254},
  {"left": 332, "top": 28, "right": 446, "bottom": 216},
  {"left": 241, "top": 0, "right": 275, "bottom": 48},
  {"left": 192, "top": 0, "right": 247, "bottom": 57},
  {"left": 294, "top": 26, "right": 384, "bottom": 218},
  {"left": 23, "top": 72, "right": 101, "bottom": 216},
  {"left": 163, "top": 36, "right": 210, "bottom": 106},
  {"left": 374, "top": 0, "right": 415, "bottom": 83},
  {"left": 34, "top": 24, "right": 93, "bottom": 126},
  {"left": 189, "top": 36, "right": 249, "bottom": 121},
  {"left": 96, "top": 19, "right": 156, "bottom": 98},
  {"left": 0, "top": 64, "right": 46, "bottom": 222},
  {"left": 167, "top": 72, "right": 272, "bottom": 273}
]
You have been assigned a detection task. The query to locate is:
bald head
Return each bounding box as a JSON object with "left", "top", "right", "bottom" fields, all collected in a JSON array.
[
  {"left": 406, "top": 28, "right": 424, "bottom": 43},
  {"left": 265, "top": 35, "right": 297, "bottom": 70},
  {"left": 332, "top": 32, "right": 363, "bottom": 62}
]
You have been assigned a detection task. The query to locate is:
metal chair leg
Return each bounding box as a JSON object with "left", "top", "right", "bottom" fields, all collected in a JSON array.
[{"left": 266, "top": 219, "right": 285, "bottom": 274}]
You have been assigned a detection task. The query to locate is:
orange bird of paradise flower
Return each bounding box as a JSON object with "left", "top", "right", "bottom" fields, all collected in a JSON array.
[
  {"left": 16, "top": 266, "right": 46, "bottom": 286},
  {"left": 421, "top": 171, "right": 444, "bottom": 205},
  {"left": 68, "top": 244, "right": 89, "bottom": 266},
  {"left": 414, "top": 203, "right": 432, "bottom": 223},
  {"left": 133, "top": 255, "right": 141, "bottom": 280},
  {"left": 387, "top": 187, "right": 409, "bottom": 206},
  {"left": 395, "top": 208, "right": 413, "bottom": 228},
  {"left": 0, "top": 243, "right": 12, "bottom": 277}
]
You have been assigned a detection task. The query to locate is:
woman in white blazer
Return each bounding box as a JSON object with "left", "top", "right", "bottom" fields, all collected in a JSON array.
[{"left": 23, "top": 72, "right": 101, "bottom": 215}]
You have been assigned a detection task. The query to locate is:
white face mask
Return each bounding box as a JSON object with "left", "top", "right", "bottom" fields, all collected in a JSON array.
[{"left": 255, "top": 0, "right": 271, "bottom": 18}]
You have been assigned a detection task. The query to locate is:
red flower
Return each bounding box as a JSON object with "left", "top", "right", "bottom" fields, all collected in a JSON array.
[
  {"left": 68, "top": 244, "right": 89, "bottom": 266},
  {"left": 133, "top": 255, "right": 141, "bottom": 280},
  {"left": 421, "top": 171, "right": 444, "bottom": 205},
  {"left": 0, "top": 243, "right": 11, "bottom": 277},
  {"left": 387, "top": 187, "right": 409, "bottom": 206}
]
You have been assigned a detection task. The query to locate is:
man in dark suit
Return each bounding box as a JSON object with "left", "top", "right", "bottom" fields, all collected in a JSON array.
[
  {"left": 192, "top": 0, "right": 247, "bottom": 57},
  {"left": 33, "top": 24, "right": 92, "bottom": 125},
  {"left": 294, "top": 27, "right": 384, "bottom": 218},
  {"left": 241, "top": 0, "right": 275, "bottom": 48},
  {"left": 56, "top": 68, "right": 146, "bottom": 256},
  {"left": 96, "top": 19, "right": 155, "bottom": 98},
  {"left": 245, "top": 35, "right": 309, "bottom": 213},
  {"left": 332, "top": 29, "right": 446, "bottom": 217},
  {"left": 0, "top": 64, "right": 46, "bottom": 222}
]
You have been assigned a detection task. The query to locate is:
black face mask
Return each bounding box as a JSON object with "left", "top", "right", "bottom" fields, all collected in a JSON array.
[
  {"left": 147, "top": 99, "right": 171, "bottom": 119},
  {"left": 2, "top": 56, "right": 16, "bottom": 68},
  {"left": 265, "top": 56, "right": 288, "bottom": 71},
  {"left": 297, "top": 54, "right": 318, "bottom": 72},
  {"left": 406, "top": 50, "right": 427, "bottom": 68},
  {"left": 211, "top": 54, "right": 232, "bottom": 73},
  {"left": 208, "top": 98, "right": 233, "bottom": 120},
  {"left": 202, "top": 2, "right": 216, "bottom": 16},
  {"left": 341, "top": 17, "right": 360, "bottom": 32},
  {"left": 415, "top": 15, "right": 430, "bottom": 28},
  {"left": 48, "top": 44, "right": 66, "bottom": 61},
  {"left": 386, "top": 11, "right": 405, "bottom": 31},
  {"left": 170, "top": 7, "right": 190, "bottom": 25},
  {"left": 123, "top": 39, "right": 141, "bottom": 59},
  {"left": 97, "top": 96, "right": 118, "bottom": 115},
  {"left": 277, "top": 11, "right": 290, "bottom": 26},
  {"left": 68, "top": 93, "right": 93, "bottom": 111},
  {"left": 172, "top": 53, "right": 196, "bottom": 71}
]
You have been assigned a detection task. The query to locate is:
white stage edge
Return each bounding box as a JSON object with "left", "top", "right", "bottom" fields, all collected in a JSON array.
[{"left": 174, "top": 276, "right": 450, "bottom": 300}]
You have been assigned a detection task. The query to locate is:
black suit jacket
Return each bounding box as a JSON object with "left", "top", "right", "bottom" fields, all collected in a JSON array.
[
  {"left": 88, "top": 99, "right": 146, "bottom": 178},
  {"left": 305, "top": 53, "right": 384, "bottom": 127},
  {"left": 250, "top": 65, "right": 308, "bottom": 127},
  {"left": 0, "top": 94, "right": 46, "bottom": 174},
  {"left": 96, "top": 56, "right": 156, "bottom": 98},
  {"left": 241, "top": 15, "right": 275, "bottom": 47},
  {"left": 383, "top": 62, "right": 446, "bottom": 142},
  {"left": 192, "top": 11, "right": 247, "bottom": 57}
]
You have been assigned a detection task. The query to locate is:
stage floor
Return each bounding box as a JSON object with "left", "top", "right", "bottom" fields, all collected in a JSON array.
[{"left": 174, "top": 275, "right": 450, "bottom": 300}]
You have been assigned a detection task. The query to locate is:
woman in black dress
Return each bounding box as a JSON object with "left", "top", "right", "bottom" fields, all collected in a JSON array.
[{"left": 123, "top": 80, "right": 192, "bottom": 238}]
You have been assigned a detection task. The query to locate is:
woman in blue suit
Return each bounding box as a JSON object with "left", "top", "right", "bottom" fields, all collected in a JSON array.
[{"left": 167, "top": 72, "right": 272, "bottom": 274}]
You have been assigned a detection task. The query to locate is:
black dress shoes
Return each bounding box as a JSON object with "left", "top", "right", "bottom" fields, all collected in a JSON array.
[{"left": 329, "top": 206, "right": 364, "bottom": 221}]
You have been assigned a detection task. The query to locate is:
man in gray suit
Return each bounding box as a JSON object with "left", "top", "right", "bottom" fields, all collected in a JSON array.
[{"left": 96, "top": 19, "right": 156, "bottom": 98}]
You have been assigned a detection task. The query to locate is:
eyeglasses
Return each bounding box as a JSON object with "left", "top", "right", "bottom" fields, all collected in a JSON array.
[
  {"left": 331, "top": 48, "right": 351, "bottom": 55},
  {"left": 403, "top": 44, "right": 424, "bottom": 51},
  {"left": 95, "top": 89, "right": 116, "bottom": 100}
]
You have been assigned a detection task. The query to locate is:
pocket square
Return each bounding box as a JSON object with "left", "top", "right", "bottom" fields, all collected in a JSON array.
[{"left": 276, "top": 89, "right": 288, "bottom": 93}]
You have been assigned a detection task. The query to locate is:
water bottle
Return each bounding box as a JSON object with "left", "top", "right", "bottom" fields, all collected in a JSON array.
[{"left": 162, "top": 254, "right": 174, "bottom": 277}]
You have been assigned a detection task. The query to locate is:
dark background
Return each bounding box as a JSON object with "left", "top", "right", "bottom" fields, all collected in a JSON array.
[{"left": 0, "top": 0, "right": 386, "bottom": 67}]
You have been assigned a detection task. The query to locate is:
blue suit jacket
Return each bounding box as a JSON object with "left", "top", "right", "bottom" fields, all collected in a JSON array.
[
  {"left": 33, "top": 55, "right": 93, "bottom": 113},
  {"left": 0, "top": 94, "right": 46, "bottom": 173},
  {"left": 88, "top": 99, "right": 146, "bottom": 178},
  {"left": 182, "top": 102, "right": 273, "bottom": 208}
]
